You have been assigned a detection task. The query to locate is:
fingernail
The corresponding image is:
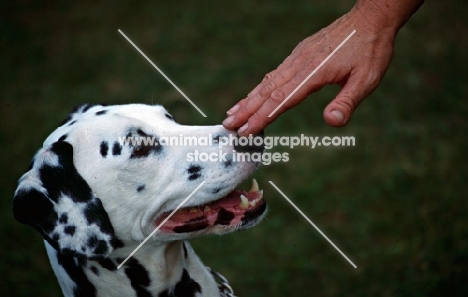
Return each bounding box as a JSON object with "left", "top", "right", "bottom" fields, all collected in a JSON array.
[
  {"left": 223, "top": 115, "right": 235, "bottom": 127},
  {"left": 331, "top": 110, "right": 344, "bottom": 124},
  {"left": 226, "top": 104, "right": 239, "bottom": 115},
  {"left": 238, "top": 123, "right": 249, "bottom": 134}
]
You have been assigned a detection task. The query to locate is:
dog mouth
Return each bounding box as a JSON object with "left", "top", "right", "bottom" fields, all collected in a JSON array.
[{"left": 155, "top": 179, "right": 266, "bottom": 234}]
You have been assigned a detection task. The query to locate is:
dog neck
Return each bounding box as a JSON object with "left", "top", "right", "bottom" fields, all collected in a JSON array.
[{"left": 45, "top": 240, "right": 222, "bottom": 296}]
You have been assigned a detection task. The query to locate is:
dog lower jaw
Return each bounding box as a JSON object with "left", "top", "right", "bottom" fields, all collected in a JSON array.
[{"left": 154, "top": 179, "right": 266, "bottom": 234}]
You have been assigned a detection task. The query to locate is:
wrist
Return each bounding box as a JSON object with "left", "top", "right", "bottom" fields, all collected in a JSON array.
[{"left": 352, "top": 0, "right": 424, "bottom": 35}]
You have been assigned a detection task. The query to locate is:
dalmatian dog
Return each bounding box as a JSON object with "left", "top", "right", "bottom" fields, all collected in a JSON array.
[{"left": 13, "top": 103, "right": 267, "bottom": 297}]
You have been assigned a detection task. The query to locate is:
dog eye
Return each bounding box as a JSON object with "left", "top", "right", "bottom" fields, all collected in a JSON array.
[{"left": 131, "top": 145, "right": 152, "bottom": 158}]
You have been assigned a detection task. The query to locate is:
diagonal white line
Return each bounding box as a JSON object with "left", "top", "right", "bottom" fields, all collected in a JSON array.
[
  {"left": 118, "top": 29, "right": 207, "bottom": 117},
  {"left": 268, "top": 29, "right": 356, "bottom": 118},
  {"left": 268, "top": 181, "right": 357, "bottom": 269},
  {"left": 117, "top": 181, "right": 206, "bottom": 269}
]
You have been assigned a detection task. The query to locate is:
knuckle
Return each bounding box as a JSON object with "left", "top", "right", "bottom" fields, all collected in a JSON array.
[
  {"left": 270, "top": 89, "right": 286, "bottom": 104},
  {"left": 237, "top": 98, "right": 247, "bottom": 106},
  {"left": 303, "top": 56, "right": 320, "bottom": 71},
  {"left": 293, "top": 53, "right": 321, "bottom": 78},
  {"left": 259, "top": 80, "right": 277, "bottom": 99},
  {"left": 243, "top": 98, "right": 257, "bottom": 113},
  {"left": 262, "top": 72, "right": 274, "bottom": 83},
  {"left": 235, "top": 98, "right": 247, "bottom": 112},
  {"left": 335, "top": 96, "right": 356, "bottom": 113},
  {"left": 366, "top": 71, "right": 382, "bottom": 89}
]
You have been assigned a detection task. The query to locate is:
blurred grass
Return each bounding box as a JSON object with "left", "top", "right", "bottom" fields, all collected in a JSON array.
[{"left": 1, "top": 0, "right": 467, "bottom": 296}]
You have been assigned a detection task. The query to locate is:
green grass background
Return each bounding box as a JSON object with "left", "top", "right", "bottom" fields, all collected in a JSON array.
[{"left": 1, "top": 0, "right": 467, "bottom": 296}]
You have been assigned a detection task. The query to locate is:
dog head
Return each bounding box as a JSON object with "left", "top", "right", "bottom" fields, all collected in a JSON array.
[{"left": 13, "top": 104, "right": 266, "bottom": 258}]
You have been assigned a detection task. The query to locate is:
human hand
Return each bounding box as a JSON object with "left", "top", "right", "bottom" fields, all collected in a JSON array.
[{"left": 222, "top": 6, "right": 397, "bottom": 136}]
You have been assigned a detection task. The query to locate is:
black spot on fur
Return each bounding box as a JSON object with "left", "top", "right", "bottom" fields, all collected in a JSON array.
[
  {"left": 77, "top": 257, "right": 88, "bottom": 266},
  {"left": 183, "top": 242, "right": 188, "bottom": 259},
  {"left": 124, "top": 258, "right": 152, "bottom": 297},
  {"left": 93, "top": 240, "right": 109, "bottom": 255},
  {"left": 84, "top": 199, "right": 115, "bottom": 234},
  {"left": 100, "top": 141, "right": 108, "bottom": 157},
  {"left": 61, "top": 104, "right": 97, "bottom": 126},
  {"left": 223, "top": 159, "right": 232, "bottom": 168},
  {"left": 112, "top": 142, "right": 122, "bottom": 156},
  {"left": 136, "top": 129, "right": 148, "bottom": 137},
  {"left": 64, "top": 225, "right": 76, "bottom": 236},
  {"left": 188, "top": 174, "right": 201, "bottom": 181},
  {"left": 86, "top": 235, "right": 108, "bottom": 255},
  {"left": 131, "top": 145, "right": 154, "bottom": 158},
  {"left": 165, "top": 113, "right": 174, "bottom": 121},
  {"left": 56, "top": 251, "right": 97, "bottom": 297},
  {"left": 60, "top": 106, "right": 80, "bottom": 125},
  {"left": 187, "top": 165, "right": 202, "bottom": 181},
  {"left": 234, "top": 130, "right": 265, "bottom": 154},
  {"left": 111, "top": 238, "right": 125, "bottom": 249},
  {"left": 95, "top": 110, "right": 107, "bottom": 116},
  {"left": 211, "top": 188, "right": 221, "bottom": 194},
  {"left": 82, "top": 104, "right": 95, "bottom": 112},
  {"left": 58, "top": 134, "right": 68, "bottom": 141},
  {"left": 88, "top": 235, "right": 98, "bottom": 248},
  {"left": 127, "top": 128, "right": 162, "bottom": 158},
  {"left": 131, "top": 132, "right": 161, "bottom": 157},
  {"left": 82, "top": 200, "right": 104, "bottom": 223},
  {"left": 215, "top": 208, "right": 235, "bottom": 225},
  {"left": 187, "top": 165, "right": 201, "bottom": 174},
  {"left": 37, "top": 143, "right": 94, "bottom": 203},
  {"left": 159, "top": 269, "right": 202, "bottom": 297},
  {"left": 212, "top": 133, "right": 227, "bottom": 144},
  {"left": 13, "top": 188, "right": 58, "bottom": 234},
  {"left": 59, "top": 213, "right": 68, "bottom": 224},
  {"left": 98, "top": 258, "right": 117, "bottom": 271},
  {"left": 137, "top": 185, "right": 145, "bottom": 192},
  {"left": 61, "top": 247, "right": 73, "bottom": 255},
  {"left": 90, "top": 266, "right": 99, "bottom": 276}
]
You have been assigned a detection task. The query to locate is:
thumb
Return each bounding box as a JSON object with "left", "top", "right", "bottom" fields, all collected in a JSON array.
[{"left": 323, "top": 73, "right": 377, "bottom": 127}]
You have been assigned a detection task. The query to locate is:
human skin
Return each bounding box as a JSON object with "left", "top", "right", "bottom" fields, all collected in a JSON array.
[{"left": 222, "top": 0, "right": 425, "bottom": 136}]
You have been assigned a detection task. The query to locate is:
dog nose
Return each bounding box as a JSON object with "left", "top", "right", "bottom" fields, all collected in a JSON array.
[{"left": 234, "top": 130, "right": 265, "bottom": 154}]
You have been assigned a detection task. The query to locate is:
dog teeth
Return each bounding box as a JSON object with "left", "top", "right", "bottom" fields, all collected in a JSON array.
[
  {"left": 249, "top": 197, "right": 263, "bottom": 208},
  {"left": 249, "top": 178, "right": 259, "bottom": 193},
  {"left": 258, "top": 189, "right": 263, "bottom": 198},
  {"left": 204, "top": 206, "right": 211, "bottom": 212},
  {"left": 189, "top": 207, "right": 198, "bottom": 213},
  {"left": 249, "top": 199, "right": 258, "bottom": 207},
  {"left": 240, "top": 195, "right": 249, "bottom": 209}
]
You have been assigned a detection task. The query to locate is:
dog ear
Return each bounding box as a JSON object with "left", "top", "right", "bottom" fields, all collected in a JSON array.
[{"left": 13, "top": 141, "right": 122, "bottom": 259}]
